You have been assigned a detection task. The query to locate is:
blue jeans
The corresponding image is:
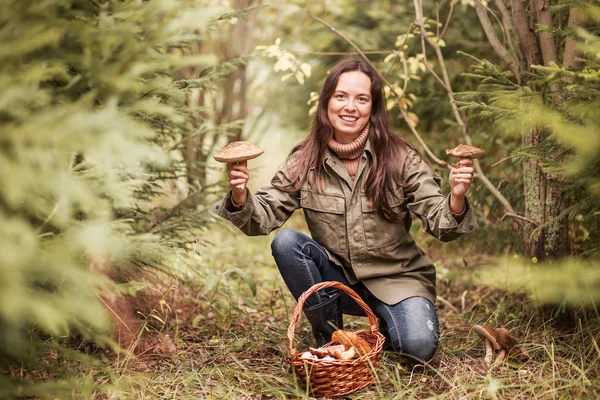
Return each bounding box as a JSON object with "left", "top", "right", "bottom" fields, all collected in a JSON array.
[{"left": 271, "top": 229, "right": 440, "bottom": 362}]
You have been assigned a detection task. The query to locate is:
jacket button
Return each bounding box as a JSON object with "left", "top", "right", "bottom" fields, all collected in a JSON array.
[{"left": 469, "top": 225, "right": 473, "bottom": 230}]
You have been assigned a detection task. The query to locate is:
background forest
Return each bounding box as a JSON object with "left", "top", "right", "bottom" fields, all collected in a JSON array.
[{"left": 1, "top": 0, "right": 599, "bottom": 398}]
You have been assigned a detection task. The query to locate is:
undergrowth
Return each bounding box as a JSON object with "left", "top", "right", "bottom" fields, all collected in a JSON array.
[{"left": 8, "top": 213, "right": 600, "bottom": 399}]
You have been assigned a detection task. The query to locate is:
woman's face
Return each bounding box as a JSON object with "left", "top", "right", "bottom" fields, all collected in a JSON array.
[{"left": 327, "top": 71, "right": 372, "bottom": 143}]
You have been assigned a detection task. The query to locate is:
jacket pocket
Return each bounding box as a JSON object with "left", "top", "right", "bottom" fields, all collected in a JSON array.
[
  {"left": 360, "top": 190, "right": 407, "bottom": 252},
  {"left": 301, "top": 190, "right": 347, "bottom": 253}
]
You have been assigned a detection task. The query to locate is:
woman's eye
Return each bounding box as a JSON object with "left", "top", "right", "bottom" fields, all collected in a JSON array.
[{"left": 359, "top": 97, "right": 369, "bottom": 102}]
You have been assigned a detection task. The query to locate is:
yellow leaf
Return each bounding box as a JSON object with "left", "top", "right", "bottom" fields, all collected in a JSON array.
[{"left": 407, "top": 112, "right": 419, "bottom": 127}]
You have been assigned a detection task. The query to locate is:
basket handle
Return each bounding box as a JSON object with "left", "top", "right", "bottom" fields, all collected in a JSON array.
[{"left": 287, "top": 281, "right": 379, "bottom": 357}]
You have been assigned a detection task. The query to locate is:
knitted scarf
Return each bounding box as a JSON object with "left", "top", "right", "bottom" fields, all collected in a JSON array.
[{"left": 327, "top": 123, "right": 370, "bottom": 180}]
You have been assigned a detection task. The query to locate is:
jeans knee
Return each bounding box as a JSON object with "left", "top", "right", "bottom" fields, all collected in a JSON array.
[
  {"left": 403, "top": 335, "right": 438, "bottom": 362},
  {"left": 271, "top": 229, "right": 298, "bottom": 256},
  {"left": 387, "top": 325, "right": 439, "bottom": 362}
]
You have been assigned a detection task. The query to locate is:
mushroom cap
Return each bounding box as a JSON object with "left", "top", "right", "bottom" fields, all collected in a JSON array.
[
  {"left": 446, "top": 144, "right": 485, "bottom": 159},
  {"left": 496, "top": 327, "right": 519, "bottom": 351},
  {"left": 213, "top": 141, "right": 264, "bottom": 163},
  {"left": 473, "top": 324, "right": 501, "bottom": 351}
]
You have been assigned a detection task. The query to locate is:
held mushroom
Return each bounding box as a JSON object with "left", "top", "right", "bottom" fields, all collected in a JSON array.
[
  {"left": 213, "top": 141, "right": 264, "bottom": 190},
  {"left": 445, "top": 144, "right": 485, "bottom": 168}
]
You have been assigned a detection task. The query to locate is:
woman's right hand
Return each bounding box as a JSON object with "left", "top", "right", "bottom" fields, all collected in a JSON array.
[{"left": 228, "top": 163, "right": 249, "bottom": 205}]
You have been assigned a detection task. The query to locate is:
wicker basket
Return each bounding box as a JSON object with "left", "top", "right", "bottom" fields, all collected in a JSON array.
[{"left": 287, "top": 281, "right": 385, "bottom": 398}]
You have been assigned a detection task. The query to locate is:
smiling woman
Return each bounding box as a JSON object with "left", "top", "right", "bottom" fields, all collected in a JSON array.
[
  {"left": 327, "top": 71, "right": 373, "bottom": 143},
  {"left": 211, "top": 56, "right": 478, "bottom": 363}
]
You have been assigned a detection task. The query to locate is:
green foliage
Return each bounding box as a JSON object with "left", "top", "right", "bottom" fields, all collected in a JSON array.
[
  {"left": 478, "top": 258, "right": 600, "bottom": 305},
  {"left": 456, "top": 5, "right": 600, "bottom": 300},
  {"left": 458, "top": 7, "right": 600, "bottom": 258},
  {"left": 0, "top": 0, "right": 226, "bottom": 397}
]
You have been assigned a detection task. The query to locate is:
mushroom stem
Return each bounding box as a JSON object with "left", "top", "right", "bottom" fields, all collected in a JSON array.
[
  {"left": 484, "top": 339, "right": 494, "bottom": 367},
  {"left": 493, "top": 349, "right": 506, "bottom": 367},
  {"left": 234, "top": 160, "right": 247, "bottom": 190}
]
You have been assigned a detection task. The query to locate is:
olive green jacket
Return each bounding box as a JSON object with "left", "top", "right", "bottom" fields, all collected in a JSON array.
[{"left": 211, "top": 140, "right": 478, "bottom": 305}]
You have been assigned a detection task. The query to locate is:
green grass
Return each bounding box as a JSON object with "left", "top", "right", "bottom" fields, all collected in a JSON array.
[{"left": 6, "top": 213, "right": 600, "bottom": 399}]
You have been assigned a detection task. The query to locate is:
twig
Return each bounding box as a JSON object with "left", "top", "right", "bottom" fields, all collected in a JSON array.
[
  {"left": 289, "top": 49, "right": 394, "bottom": 56},
  {"left": 436, "top": 295, "right": 460, "bottom": 314},
  {"left": 474, "top": 0, "right": 521, "bottom": 82},
  {"left": 439, "top": 0, "right": 455, "bottom": 40},
  {"left": 37, "top": 201, "right": 61, "bottom": 233},
  {"left": 502, "top": 212, "right": 539, "bottom": 226},
  {"left": 386, "top": 23, "right": 416, "bottom": 81},
  {"left": 413, "top": 0, "right": 460, "bottom": 122},
  {"left": 490, "top": 155, "right": 515, "bottom": 168},
  {"left": 493, "top": 0, "right": 523, "bottom": 70}
]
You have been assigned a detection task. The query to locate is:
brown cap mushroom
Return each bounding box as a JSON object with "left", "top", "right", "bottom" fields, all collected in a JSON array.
[
  {"left": 494, "top": 327, "right": 529, "bottom": 366},
  {"left": 473, "top": 324, "right": 500, "bottom": 367},
  {"left": 473, "top": 325, "right": 528, "bottom": 368},
  {"left": 446, "top": 144, "right": 485, "bottom": 160},
  {"left": 213, "top": 141, "right": 264, "bottom": 190}
]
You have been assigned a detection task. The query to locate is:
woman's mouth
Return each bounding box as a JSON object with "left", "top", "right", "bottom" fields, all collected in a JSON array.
[{"left": 340, "top": 116, "right": 358, "bottom": 122}]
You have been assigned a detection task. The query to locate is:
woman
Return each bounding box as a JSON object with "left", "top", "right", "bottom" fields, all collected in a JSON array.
[{"left": 212, "top": 57, "right": 477, "bottom": 362}]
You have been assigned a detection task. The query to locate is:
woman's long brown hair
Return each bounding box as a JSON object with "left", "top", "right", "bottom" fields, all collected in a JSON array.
[{"left": 275, "top": 56, "right": 423, "bottom": 221}]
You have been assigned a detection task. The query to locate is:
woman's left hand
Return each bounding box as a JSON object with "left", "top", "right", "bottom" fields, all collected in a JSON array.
[{"left": 450, "top": 159, "right": 474, "bottom": 198}]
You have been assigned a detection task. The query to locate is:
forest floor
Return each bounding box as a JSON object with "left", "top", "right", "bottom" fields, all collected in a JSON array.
[{"left": 25, "top": 214, "right": 596, "bottom": 399}]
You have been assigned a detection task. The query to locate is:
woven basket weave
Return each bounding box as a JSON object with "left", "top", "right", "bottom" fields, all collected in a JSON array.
[{"left": 287, "top": 281, "right": 385, "bottom": 398}]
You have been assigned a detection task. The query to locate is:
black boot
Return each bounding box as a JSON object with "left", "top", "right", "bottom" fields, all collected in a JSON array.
[{"left": 303, "top": 292, "right": 343, "bottom": 347}]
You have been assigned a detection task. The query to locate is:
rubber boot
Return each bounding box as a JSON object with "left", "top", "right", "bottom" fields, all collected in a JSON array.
[{"left": 303, "top": 292, "right": 343, "bottom": 347}]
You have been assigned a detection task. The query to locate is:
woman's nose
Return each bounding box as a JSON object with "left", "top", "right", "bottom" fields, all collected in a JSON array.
[{"left": 344, "top": 101, "right": 356, "bottom": 111}]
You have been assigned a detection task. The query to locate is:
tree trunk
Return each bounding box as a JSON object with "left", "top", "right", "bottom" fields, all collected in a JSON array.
[
  {"left": 178, "top": 0, "right": 259, "bottom": 191},
  {"left": 522, "top": 126, "right": 546, "bottom": 258},
  {"left": 510, "top": 1, "right": 570, "bottom": 259}
]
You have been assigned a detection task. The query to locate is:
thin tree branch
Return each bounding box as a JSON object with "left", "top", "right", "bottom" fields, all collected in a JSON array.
[
  {"left": 290, "top": 49, "right": 395, "bottom": 56},
  {"left": 413, "top": 0, "right": 454, "bottom": 96},
  {"left": 474, "top": 0, "right": 521, "bottom": 82},
  {"left": 439, "top": 1, "right": 455, "bottom": 40},
  {"left": 436, "top": 3, "right": 440, "bottom": 39},
  {"left": 490, "top": 155, "right": 515, "bottom": 168},
  {"left": 502, "top": 212, "right": 539, "bottom": 226},
  {"left": 413, "top": 0, "right": 463, "bottom": 127},
  {"left": 398, "top": 51, "right": 410, "bottom": 99},
  {"left": 386, "top": 23, "right": 416, "bottom": 80},
  {"left": 493, "top": 0, "right": 523, "bottom": 70}
]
